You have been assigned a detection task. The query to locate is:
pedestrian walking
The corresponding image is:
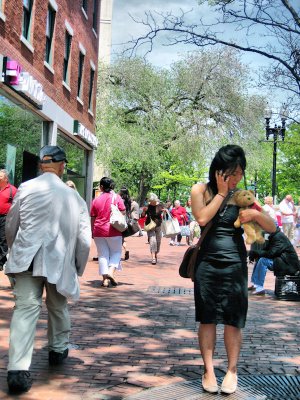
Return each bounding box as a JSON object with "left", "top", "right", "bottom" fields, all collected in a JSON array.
[
  {"left": 91, "top": 177, "right": 126, "bottom": 287},
  {"left": 142, "top": 193, "right": 164, "bottom": 264},
  {"left": 119, "top": 186, "right": 131, "bottom": 260},
  {"left": 0, "top": 169, "right": 17, "bottom": 271},
  {"left": 191, "top": 144, "right": 276, "bottom": 394},
  {"left": 5, "top": 145, "right": 91, "bottom": 394},
  {"left": 131, "top": 197, "right": 143, "bottom": 236},
  {"left": 170, "top": 200, "right": 188, "bottom": 245},
  {"left": 279, "top": 195, "right": 296, "bottom": 244}
]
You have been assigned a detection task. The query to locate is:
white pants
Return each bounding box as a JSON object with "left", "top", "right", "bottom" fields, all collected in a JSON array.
[
  {"left": 94, "top": 236, "right": 123, "bottom": 275},
  {"left": 8, "top": 271, "right": 70, "bottom": 371}
]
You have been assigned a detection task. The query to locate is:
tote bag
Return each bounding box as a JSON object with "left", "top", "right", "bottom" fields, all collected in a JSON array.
[
  {"left": 110, "top": 194, "right": 128, "bottom": 232},
  {"left": 161, "top": 210, "right": 181, "bottom": 238}
]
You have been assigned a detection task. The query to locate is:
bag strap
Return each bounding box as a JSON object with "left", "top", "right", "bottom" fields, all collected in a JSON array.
[
  {"left": 111, "top": 192, "right": 117, "bottom": 206},
  {"left": 193, "top": 193, "right": 231, "bottom": 251},
  {"left": 8, "top": 185, "right": 13, "bottom": 204}
]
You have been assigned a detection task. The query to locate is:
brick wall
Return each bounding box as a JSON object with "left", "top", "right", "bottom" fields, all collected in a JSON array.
[{"left": 0, "top": 0, "right": 100, "bottom": 133}]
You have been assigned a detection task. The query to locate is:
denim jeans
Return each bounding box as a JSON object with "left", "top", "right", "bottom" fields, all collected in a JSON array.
[{"left": 251, "top": 257, "right": 274, "bottom": 291}]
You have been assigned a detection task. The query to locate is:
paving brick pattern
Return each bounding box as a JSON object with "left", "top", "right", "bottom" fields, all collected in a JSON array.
[{"left": 0, "top": 235, "right": 300, "bottom": 399}]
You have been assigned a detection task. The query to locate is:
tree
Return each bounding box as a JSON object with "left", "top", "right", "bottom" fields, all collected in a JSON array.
[
  {"left": 95, "top": 52, "right": 270, "bottom": 204},
  {"left": 276, "top": 123, "right": 300, "bottom": 200},
  {"left": 125, "top": 0, "right": 300, "bottom": 120}
]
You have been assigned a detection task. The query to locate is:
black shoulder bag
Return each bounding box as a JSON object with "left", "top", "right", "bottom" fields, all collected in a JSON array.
[{"left": 179, "top": 194, "right": 230, "bottom": 281}]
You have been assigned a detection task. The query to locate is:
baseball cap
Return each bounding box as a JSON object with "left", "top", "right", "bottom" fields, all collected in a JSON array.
[{"left": 39, "top": 145, "right": 68, "bottom": 163}]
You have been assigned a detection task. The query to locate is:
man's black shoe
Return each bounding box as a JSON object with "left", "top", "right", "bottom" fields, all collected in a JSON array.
[
  {"left": 7, "top": 370, "right": 32, "bottom": 394},
  {"left": 49, "top": 348, "right": 69, "bottom": 365}
]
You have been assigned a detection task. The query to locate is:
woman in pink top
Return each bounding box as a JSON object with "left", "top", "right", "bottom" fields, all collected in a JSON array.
[{"left": 91, "top": 177, "right": 126, "bottom": 287}]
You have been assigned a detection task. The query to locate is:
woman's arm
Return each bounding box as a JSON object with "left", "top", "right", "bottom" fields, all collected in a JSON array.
[
  {"left": 239, "top": 209, "right": 276, "bottom": 233},
  {"left": 91, "top": 216, "right": 96, "bottom": 237},
  {"left": 191, "top": 172, "right": 230, "bottom": 226}
]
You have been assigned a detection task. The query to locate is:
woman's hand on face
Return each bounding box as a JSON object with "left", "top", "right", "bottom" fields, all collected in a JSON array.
[{"left": 215, "top": 171, "right": 229, "bottom": 196}]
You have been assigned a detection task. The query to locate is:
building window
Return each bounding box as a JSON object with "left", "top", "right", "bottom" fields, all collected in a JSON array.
[
  {"left": 63, "top": 30, "right": 72, "bottom": 84},
  {"left": 88, "top": 66, "right": 95, "bottom": 111},
  {"left": 82, "top": 0, "right": 87, "bottom": 12},
  {"left": 45, "top": 5, "right": 56, "bottom": 65},
  {"left": 22, "top": 0, "right": 33, "bottom": 40},
  {"left": 77, "top": 52, "right": 85, "bottom": 98},
  {"left": 92, "top": 0, "right": 98, "bottom": 32}
]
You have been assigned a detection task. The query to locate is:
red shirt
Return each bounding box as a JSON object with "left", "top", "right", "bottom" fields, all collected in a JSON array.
[
  {"left": 91, "top": 192, "right": 126, "bottom": 237},
  {"left": 0, "top": 184, "right": 17, "bottom": 215},
  {"left": 171, "top": 206, "right": 188, "bottom": 226}
]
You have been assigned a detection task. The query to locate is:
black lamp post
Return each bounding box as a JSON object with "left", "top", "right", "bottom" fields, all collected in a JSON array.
[{"left": 264, "top": 104, "right": 288, "bottom": 202}]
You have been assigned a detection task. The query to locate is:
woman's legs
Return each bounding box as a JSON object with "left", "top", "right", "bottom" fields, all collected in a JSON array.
[
  {"left": 94, "top": 237, "right": 122, "bottom": 286},
  {"left": 224, "top": 325, "right": 242, "bottom": 373},
  {"left": 149, "top": 230, "right": 157, "bottom": 263},
  {"left": 94, "top": 237, "right": 110, "bottom": 285},
  {"left": 198, "top": 324, "right": 217, "bottom": 384},
  {"left": 221, "top": 325, "right": 241, "bottom": 393}
]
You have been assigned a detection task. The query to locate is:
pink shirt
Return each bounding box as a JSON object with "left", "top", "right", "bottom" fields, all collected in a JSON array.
[{"left": 91, "top": 192, "right": 125, "bottom": 237}]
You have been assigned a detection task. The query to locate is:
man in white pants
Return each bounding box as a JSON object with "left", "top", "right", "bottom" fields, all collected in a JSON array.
[
  {"left": 279, "top": 195, "right": 296, "bottom": 244},
  {"left": 5, "top": 146, "right": 91, "bottom": 394}
]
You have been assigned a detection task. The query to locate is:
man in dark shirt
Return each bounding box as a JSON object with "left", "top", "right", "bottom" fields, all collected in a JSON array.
[{"left": 0, "top": 169, "right": 17, "bottom": 271}]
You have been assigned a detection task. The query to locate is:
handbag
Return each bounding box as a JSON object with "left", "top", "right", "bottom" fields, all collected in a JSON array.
[
  {"left": 179, "top": 194, "right": 230, "bottom": 281},
  {"left": 161, "top": 210, "right": 181, "bottom": 237},
  {"left": 122, "top": 218, "right": 140, "bottom": 237},
  {"left": 180, "top": 224, "right": 190, "bottom": 237},
  {"left": 110, "top": 193, "right": 128, "bottom": 232},
  {"left": 144, "top": 218, "right": 156, "bottom": 232}
]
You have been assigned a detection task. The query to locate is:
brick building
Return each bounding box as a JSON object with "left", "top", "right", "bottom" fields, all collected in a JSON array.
[{"left": 0, "top": 0, "right": 101, "bottom": 206}]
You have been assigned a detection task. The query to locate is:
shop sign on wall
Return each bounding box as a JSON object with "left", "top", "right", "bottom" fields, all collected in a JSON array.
[
  {"left": 2, "top": 57, "right": 45, "bottom": 108},
  {"left": 74, "top": 120, "right": 98, "bottom": 148}
]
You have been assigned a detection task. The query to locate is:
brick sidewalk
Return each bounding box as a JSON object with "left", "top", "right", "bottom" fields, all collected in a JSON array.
[{"left": 0, "top": 235, "right": 300, "bottom": 399}]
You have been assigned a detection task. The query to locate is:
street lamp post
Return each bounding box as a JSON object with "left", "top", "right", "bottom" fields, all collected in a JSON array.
[{"left": 264, "top": 104, "right": 288, "bottom": 203}]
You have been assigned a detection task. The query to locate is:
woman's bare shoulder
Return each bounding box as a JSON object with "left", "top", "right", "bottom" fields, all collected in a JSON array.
[{"left": 191, "top": 183, "right": 207, "bottom": 195}]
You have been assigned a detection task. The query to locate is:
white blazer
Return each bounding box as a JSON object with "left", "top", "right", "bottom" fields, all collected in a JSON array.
[{"left": 5, "top": 172, "right": 91, "bottom": 301}]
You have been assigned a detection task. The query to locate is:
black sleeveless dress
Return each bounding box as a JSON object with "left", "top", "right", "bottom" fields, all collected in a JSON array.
[{"left": 194, "top": 205, "right": 248, "bottom": 328}]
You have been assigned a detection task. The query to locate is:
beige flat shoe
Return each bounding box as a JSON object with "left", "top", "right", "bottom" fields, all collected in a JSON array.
[
  {"left": 202, "top": 375, "right": 218, "bottom": 393},
  {"left": 221, "top": 371, "right": 238, "bottom": 394}
]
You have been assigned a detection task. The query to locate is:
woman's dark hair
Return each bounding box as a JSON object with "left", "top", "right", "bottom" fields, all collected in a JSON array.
[
  {"left": 119, "top": 186, "right": 131, "bottom": 214},
  {"left": 208, "top": 145, "right": 246, "bottom": 195},
  {"left": 100, "top": 177, "right": 115, "bottom": 193}
]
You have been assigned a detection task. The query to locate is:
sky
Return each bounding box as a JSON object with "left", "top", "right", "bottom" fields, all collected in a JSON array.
[
  {"left": 111, "top": 0, "right": 268, "bottom": 69},
  {"left": 110, "top": 0, "right": 288, "bottom": 114}
]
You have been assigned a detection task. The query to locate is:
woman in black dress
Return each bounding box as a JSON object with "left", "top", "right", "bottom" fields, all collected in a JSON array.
[{"left": 191, "top": 145, "right": 276, "bottom": 394}]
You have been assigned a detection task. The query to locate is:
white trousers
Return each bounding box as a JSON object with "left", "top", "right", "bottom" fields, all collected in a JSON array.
[
  {"left": 8, "top": 271, "right": 70, "bottom": 371},
  {"left": 94, "top": 236, "right": 123, "bottom": 275}
]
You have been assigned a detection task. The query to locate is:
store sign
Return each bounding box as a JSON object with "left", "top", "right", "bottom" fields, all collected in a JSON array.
[
  {"left": 3, "top": 57, "right": 45, "bottom": 107},
  {"left": 74, "top": 120, "right": 98, "bottom": 148}
]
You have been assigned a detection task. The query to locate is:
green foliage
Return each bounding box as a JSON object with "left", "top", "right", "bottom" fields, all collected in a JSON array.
[
  {"left": 276, "top": 124, "right": 300, "bottom": 201},
  {"left": 95, "top": 51, "right": 278, "bottom": 204}
]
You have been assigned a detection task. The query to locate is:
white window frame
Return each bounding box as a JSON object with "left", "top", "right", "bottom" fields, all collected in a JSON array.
[
  {"left": 44, "top": 2, "right": 57, "bottom": 68},
  {"left": 81, "top": 0, "right": 88, "bottom": 20},
  {"left": 21, "top": 0, "right": 34, "bottom": 45},
  {"left": 77, "top": 43, "right": 86, "bottom": 102},
  {"left": 62, "top": 20, "right": 73, "bottom": 88},
  {"left": 88, "top": 60, "right": 96, "bottom": 115}
]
